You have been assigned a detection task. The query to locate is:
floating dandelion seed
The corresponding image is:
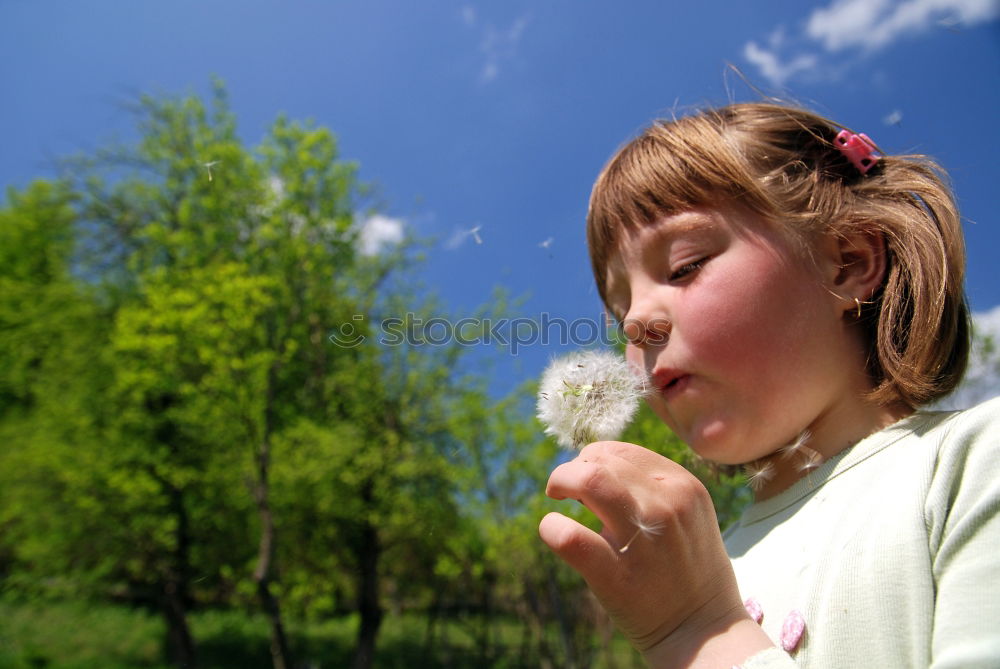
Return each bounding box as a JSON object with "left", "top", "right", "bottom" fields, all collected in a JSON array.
[
  {"left": 618, "top": 512, "right": 665, "bottom": 554},
  {"left": 744, "top": 459, "right": 775, "bottom": 492},
  {"left": 202, "top": 160, "right": 221, "bottom": 181},
  {"left": 777, "top": 431, "right": 824, "bottom": 472},
  {"left": 883, "top": 110, "right": 903, "bottom": 127},
  {"left": 536, "top": 350, "right": 648, "bottom": 450},
  {"left": 778, "top": 431, "right": 811, "bottom": 459},
  {"left": 444, "top": 225, "right": 484, "bottom": 249},
  {"left": 796, "top": 446, "right": 823, "bottom": 473},
  {"left": 539, "top": 237, "right": 555, "bottom": 259}
]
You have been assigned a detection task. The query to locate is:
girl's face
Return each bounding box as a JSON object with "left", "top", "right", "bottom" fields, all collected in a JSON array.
[{"left": 605, "top": 205, "right": 865, "bottom": 465}]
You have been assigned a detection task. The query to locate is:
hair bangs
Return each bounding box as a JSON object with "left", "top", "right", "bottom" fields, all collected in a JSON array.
[{"left": 587, "top": 114, "right": 764, "bottom": 303}]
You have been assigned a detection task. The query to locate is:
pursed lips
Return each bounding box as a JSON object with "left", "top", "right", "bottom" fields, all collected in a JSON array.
[{"left": 651, "top": 368, "right": 690, "bottom": 397}]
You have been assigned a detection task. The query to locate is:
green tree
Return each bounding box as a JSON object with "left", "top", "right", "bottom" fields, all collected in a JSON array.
[
  {"left": 0, "top": 81, "right": 497, "bottom": 669},
  {"left": 271, "top": 286, "right": 504, "bottom": 668},
  {"left": 0, "top": 81, "right": 753, "bottom": 669},
  {"left": 106, "top": 262, "right": 275, "bottom": 666},
  {"left": 77, "top": 83, "right": 395, "bottom": 668},
  {"left": 0, "top": 181, "right": 113, "bottom": 601}
]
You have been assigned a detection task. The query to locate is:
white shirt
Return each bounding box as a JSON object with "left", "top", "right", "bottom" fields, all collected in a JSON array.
[{"left": 725, "top": 397, "right": 1000, "bottom": 668}]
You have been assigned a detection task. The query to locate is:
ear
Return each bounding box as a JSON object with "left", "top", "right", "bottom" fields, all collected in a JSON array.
[{"left": 821, "top": 230, "right": 887, "bottom": 314}]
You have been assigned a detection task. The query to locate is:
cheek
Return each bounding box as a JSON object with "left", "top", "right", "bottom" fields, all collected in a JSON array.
[{"left": 682, "top": 259, "right": 818, "bottom": 370}]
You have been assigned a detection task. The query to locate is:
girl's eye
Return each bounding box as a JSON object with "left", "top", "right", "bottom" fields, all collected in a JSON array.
[{"left": 669, "top": 257, "right": 707, "bottom": 281}]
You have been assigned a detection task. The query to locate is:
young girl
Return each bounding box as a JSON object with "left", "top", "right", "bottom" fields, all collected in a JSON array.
[{"left": 539, "top": 102, "right": 999, "bottom": 668}]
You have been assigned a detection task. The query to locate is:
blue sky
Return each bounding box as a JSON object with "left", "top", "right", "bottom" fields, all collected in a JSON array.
[{"left": 2, "top": 0, "right": 998, "bottom": 394}]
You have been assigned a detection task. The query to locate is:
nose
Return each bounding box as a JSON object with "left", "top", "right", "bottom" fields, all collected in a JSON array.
[{"left": 621, "top": 317, "right": 671, "bottom": 347}]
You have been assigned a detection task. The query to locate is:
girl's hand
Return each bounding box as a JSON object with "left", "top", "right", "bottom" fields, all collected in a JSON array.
[{"left": 538, "top": 441, "right": 773, "bottom": 668}]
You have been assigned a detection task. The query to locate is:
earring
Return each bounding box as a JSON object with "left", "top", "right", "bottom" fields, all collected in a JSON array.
[{"left": 854, "top": 297, "right": 862, "bottom": 319}]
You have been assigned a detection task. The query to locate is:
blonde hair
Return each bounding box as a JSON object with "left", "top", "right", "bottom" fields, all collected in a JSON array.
[{"left": 587, "top": 102, "right": 969, "bottom": 408}]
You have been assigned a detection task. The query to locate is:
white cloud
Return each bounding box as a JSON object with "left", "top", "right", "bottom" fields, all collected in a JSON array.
[
  {"left": 806, "top": 0, "right": 894, "bottom": 51},
  {"left": 482, "top": 16, "right": 529, "bottom": 82},
  {"left": 743, "top": 41, "right": 818, "bottom": 87},
  {"left": 460, "top": 5, "right": 477, "bottom": 27},
  {"left": 481, "top": 61, "right": 500, "bottom": 83},
  {"left": 358, "top": 214, "right": 405, "bottom": 256},
  {"left": 461, "top": 12, "right": 530, "bottom": 83},
  {"left": 744, "top": 0, "right": 1000, "bottom": 86},
  {"left": 808, "top": 0, "right": 999, "bottom": 51},
  {"left": 934, "top": 304, "right": 1000, "bottom": 410}
]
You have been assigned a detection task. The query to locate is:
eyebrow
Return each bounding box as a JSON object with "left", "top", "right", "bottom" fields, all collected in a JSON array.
[
  {"left": 626, "top": 215, "right": 719, "bottom": 270},
  {"left": 605, "top": 214, "right": 719, "bottom": 304},
  {"left": 647, "top": 213, "right": 719, "bottom": 241}
]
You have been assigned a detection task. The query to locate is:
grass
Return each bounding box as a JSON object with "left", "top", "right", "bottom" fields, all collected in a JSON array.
[
  {"left": 0, "top": 599, "right": 162, "bottom": 669},
  {"left": 0, "top": 599, "right": 643, "bottom": 669}
]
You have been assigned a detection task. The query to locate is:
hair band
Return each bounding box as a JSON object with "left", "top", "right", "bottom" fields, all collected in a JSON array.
[{"left": 834, "top": 130, "right": 880, "bottom": 175}]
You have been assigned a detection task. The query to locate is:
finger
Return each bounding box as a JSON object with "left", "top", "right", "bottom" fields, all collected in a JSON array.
[
  {"left": 580, "top": 441, "right": 702, "bottom": 509},
  {"left": 580, "top": 440, "right": 684, "bottom": 478},
  {"left": 549, "top": 441, "right": 670, "bottom": 502},
  {"left": 540, "top": 512, "right": 664, "bottom": 631},
  {"left": 545, "top": 458, "right": 637, "bottom": 541},
  {"left": 538, "top": 512, "right": 618, "bottom": 577}
]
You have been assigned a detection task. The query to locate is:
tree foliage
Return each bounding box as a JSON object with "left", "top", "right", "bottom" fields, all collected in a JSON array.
[{"left": 0, "top": 82, "right": 753, "bottom": 669}]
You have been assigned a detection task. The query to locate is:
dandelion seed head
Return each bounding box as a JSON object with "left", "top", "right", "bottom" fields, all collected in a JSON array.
[{"left": 536, "top": 350, "right": 648, "bottom": 450}]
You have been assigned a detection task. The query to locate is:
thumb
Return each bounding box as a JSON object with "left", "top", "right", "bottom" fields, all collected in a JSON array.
[{"left": 539, "top": 512, "right": 618, "bottom": 579}]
